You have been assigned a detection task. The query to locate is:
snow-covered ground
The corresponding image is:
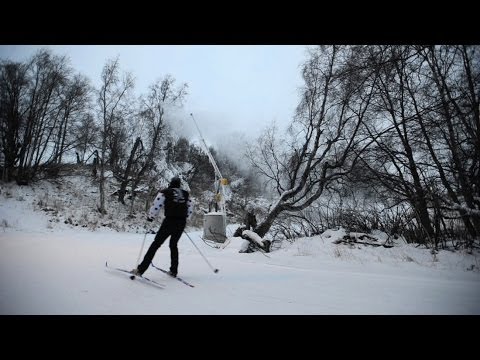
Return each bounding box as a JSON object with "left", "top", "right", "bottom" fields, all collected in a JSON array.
[{"left": 1, "top": 182, "right": 479, "bottom": 315}]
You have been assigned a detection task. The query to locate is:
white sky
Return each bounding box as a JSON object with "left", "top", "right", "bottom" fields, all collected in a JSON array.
[
  {"left": 1, "top": 181, "right": 479, "bottom": 315},
  {"left": 0, "top": 45, "right": 308, "bottom": 144}
]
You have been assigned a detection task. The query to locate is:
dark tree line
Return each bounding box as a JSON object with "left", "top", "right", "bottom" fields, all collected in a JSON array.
[
  {"left": 358, "top": 45, "right": 480, "bottom": 248},
  {"left": 248, "top": 45, "right": 479, "bottom": 250},
  {"left": 0, "top": 49, "right": 92, "bottom": 183}
]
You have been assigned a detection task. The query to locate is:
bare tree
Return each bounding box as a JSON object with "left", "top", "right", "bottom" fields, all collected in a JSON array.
[
  {"left": 96, "top": 57, "right": 134, "bottom": 214},
  {"left": 361, "top": 46, "right": 438, "bottom": 244},
  {"left": 0, "top": 60, "right": 29, "bottom": 181},
  {"left": 418, "top": 45, "right": 480, "bottom": 240},
  {"left": 247, "top": 46, "right": 379, "bottom": 238},
  {"left": 0, "top": 49, "right": 89, "bottom": 183},
  {"left": 73, "top": 113, "right": 98, "bottom": 164},
  {"left": 118, "top": 76, "right": 188, "bottom": 207},
  {"left": 16, "top": 50, "right": 71, "bottom": 182},
  {"left": 49, "top": 73, "right": 91, "bottom": 165},
  {"left": 356, "top": 45, "right": 479, "bottom": 248}
]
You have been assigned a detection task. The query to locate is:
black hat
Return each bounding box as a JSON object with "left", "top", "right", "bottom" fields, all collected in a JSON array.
[{"left": 169, "top": 177, "right": 181, "bottom": 188}]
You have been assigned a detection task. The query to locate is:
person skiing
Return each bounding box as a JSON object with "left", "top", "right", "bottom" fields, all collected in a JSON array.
[{"left": 131, "top": 176, "right": 193, "bottom": 278}]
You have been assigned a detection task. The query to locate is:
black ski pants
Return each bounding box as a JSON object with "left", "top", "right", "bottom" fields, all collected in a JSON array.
[{"left": 138, "top": 217, "right": 186, "bottom": 274}]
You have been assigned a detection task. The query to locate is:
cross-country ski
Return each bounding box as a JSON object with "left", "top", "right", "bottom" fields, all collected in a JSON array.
[
  {"left": 105, "top": 262, "right": 165, "bottom": 289},
  {"left": 151, "top": 263, "right": 195, "bottom": 288}
]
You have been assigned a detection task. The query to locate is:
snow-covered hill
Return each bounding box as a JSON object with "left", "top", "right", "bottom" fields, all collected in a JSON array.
[{"left": 0, "top": 167, "right": 202, "bottom": 234}]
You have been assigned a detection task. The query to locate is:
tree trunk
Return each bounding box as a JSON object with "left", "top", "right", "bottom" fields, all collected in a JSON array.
[
  {"left": 118, "top": 137, "right": 142, "bottom": 204},
  {"left": 254, "top": 203, "right": 285, "bottom": 238}
]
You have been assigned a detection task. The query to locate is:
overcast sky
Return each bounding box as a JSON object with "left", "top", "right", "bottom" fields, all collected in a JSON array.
[{"left": 0, "top": 45, "right": 308, "bottom": 146}]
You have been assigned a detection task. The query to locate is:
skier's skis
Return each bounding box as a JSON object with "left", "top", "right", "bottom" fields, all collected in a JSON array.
[
  {"left": 105, "top": 262, "right": 164, "bottom": 289},
  {"left": 150, "top": 263, "right": 195, "bottom": 288}
]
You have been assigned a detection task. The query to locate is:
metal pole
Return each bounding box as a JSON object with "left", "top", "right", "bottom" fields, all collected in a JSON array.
[
  {"left": 190, "top": 112, "right": 227, "bottom": 237},
  {"left": 183, "top": 230, "right": 219, "bottom": 273},
  {"left": 190, "top": 113, "right": 224, "bottom": 181}
]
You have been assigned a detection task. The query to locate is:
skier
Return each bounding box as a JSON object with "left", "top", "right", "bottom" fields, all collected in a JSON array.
[{"left": 131, "top": 176, "right": 193, "bottom": 278}]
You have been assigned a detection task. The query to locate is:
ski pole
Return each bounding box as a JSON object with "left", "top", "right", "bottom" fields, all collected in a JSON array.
[
  {"left": 135, "top": 231, "right": 148, "bottom": 267},
  {"left": 183, "top": 230, "right": 219, "bottom": 273}
]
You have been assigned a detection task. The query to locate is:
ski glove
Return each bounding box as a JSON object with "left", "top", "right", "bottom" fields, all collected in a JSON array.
[{"left": 147, "top": 217, "right": 154, "bottom": 222}]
